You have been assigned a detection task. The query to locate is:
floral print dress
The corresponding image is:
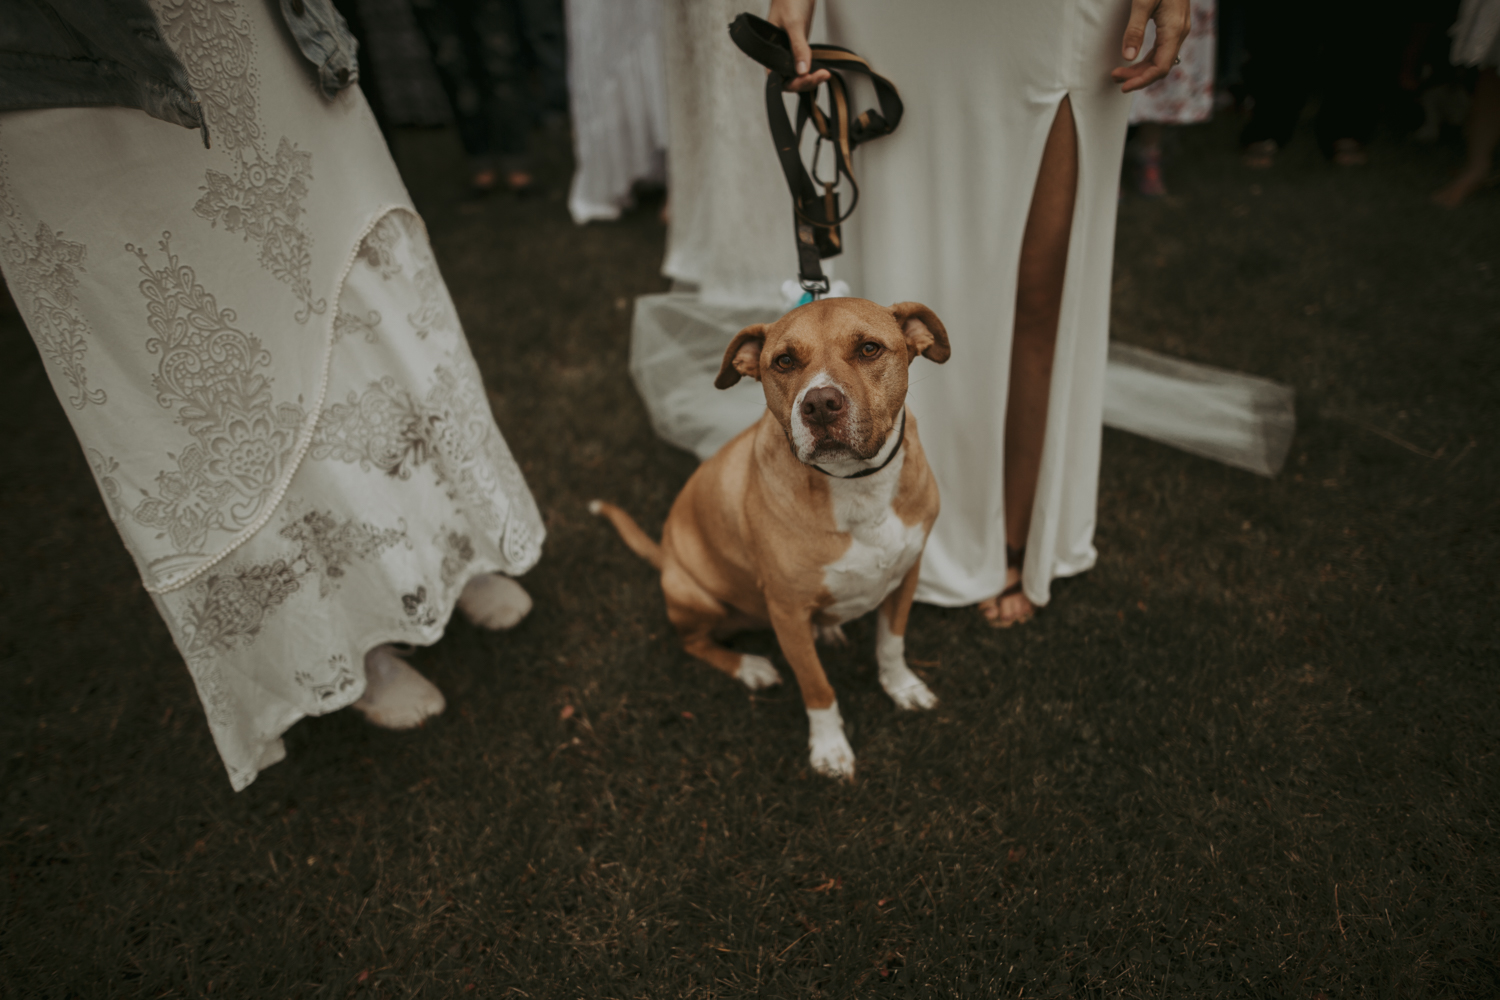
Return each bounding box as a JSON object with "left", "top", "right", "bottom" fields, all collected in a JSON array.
[
  {"left": 0, "top": 0, "right": 544, "bottom": 790},
  {"left": 1128, "top": 0, "right": 1217, "bottom": 125}
]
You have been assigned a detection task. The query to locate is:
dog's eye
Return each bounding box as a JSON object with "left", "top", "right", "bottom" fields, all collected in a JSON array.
[
  {"left": 775, "top": 353, "right": 795, "bottom": 371},
  {"left": 860, "top": 342, "right": 881, "bottom": 358}
]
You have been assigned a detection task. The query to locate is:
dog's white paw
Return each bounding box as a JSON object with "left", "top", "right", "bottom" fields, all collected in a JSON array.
[
  {"left": 815, "top": 623, "right": 848, "bottom": 646},
  {"left": 457, "top": 573, "right": 532, "bottom": 631},
  {"left": 882, "top": 670, "right": 938, "bottom": 711},
  {"left": 875, "top": 610, "right": 936, "bottom": 711},
  {"left": 353, "top": 645, "right": 445, "bottom": 729},
  {"left": 806, "top": 703, "right": 855, "bottom": 781},
  {"left": 809, "top": 731, "right": 856, "bottom": 780},
  {"left": 735, "top": 654, "right": 782, "bottom": 690}
]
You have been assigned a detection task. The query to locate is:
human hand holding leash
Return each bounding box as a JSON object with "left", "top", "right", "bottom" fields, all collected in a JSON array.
[
  {"left": 767, "top": 0, "right": 830, "bottom": 92},
  {"left": 1111, "top": 0, "right": 1191, "bottom": 93}
]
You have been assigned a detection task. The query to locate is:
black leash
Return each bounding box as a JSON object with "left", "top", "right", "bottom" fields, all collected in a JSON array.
[
  {"left": 811, "top": 409, "right": 906, "bottom": 479},
  {"left": 728, "top": 13, "right": 903, "bottom": 298}
]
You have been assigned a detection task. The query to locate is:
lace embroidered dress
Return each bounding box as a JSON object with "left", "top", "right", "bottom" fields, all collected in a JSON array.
[{"left": 0, "top": 0, "right": 544, "bottom": 790}]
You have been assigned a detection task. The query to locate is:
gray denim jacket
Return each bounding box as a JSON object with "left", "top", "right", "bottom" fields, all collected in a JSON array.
[{"left": 0, "top": 0, "right": 359, "bottom": 146}]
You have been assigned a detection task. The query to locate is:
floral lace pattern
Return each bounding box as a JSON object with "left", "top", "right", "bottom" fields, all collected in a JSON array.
[
  {"left": 157, "top": 0, "right": 325, "bottom": 322},
  {"left": 180, "top": 505, "right": 406, "bottom": 657},
  {"left": 107, "top": 234, "right": 306, "bottom": 562},
  {"left": 0, "top": 161, "right": 106, "bottom": 408},
  {"left": 438, "top": 530, "right": 476, "bottom": 587},
  {"left": 401, "top": 585, "right": 440, "bottom": 627},
  {"left": 333, "top": 306, "right": 382, "bottom": 343},
  {"left": 194, "top": 137, "right": 319, "bottom": 320},
  {"left": 296, "top": 654, "right": 361, "bottom": 704},
  {"left": 356, "top": 213, "right": 404, "bottom": 279},
  {"left": 406, "top": 258, "right": 453, "bottom": 340},
  {"left": 310, "top": 358, "right": 524, "bottom": 544}
]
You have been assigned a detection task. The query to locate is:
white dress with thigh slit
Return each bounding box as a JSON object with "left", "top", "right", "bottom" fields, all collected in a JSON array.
[{"left": 824, "top": 0, "right": 1134, "bottom": 607}]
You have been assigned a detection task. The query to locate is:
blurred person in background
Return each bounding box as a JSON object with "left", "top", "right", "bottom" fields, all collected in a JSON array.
[
  {"left": 1239, "top": 0, "right": 1400, "bottom": 168},
  {"left": 1434, "top": 0, "right": 1500, "bottom": 205},
  {"left": 409, "top": 0, "right": 567, "bottom": 195},
  {"left": 1128, "top": 0, "right": 1217, "bottom": 196}
]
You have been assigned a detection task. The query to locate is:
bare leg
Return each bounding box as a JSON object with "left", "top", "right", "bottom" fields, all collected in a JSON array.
[
  {"left": 1434, "top": 68, "right": 1500, "bottom": 208},
  {"left": 979, "top": 97, "right": 1079, "bottom": 627}
]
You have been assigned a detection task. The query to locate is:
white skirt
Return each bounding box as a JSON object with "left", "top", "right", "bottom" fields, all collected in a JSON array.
[
  {"left": 0, "top": 0, "right": 543, "bottom": 789},
  {"left": 1453, "top": 0, "right": 1500, "bottom": 68},
  {"left": 827, "top": 0, "right": 1134, "bottom": 607}
]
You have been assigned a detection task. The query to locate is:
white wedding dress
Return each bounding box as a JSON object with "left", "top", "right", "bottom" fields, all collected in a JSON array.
[
  {"left": 637, "top": 0, "right": 1293, "bottom": 609},
  {"left": 564, "top": 0, "right": 670, "bottom": 223},
  {"left": 0, "top": 0, "right": 544, "bottom": 790},
  {"left": 823, "top": 0, "right": 1136, "bottom": 607}
]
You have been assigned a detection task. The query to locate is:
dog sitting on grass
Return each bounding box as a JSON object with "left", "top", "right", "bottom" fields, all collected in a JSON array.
[{"left": 592, "top": 298, "right": 950, "bottom": 780}]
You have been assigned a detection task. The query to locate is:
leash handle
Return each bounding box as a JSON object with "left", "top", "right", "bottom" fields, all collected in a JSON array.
[{"left": 729, "top": 13, "right": 903, "bottom": 297}]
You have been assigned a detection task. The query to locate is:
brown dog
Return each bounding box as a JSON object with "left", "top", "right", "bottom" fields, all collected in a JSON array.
[{"left": 592, "top": 297, "right": 950, "bottom": 779}]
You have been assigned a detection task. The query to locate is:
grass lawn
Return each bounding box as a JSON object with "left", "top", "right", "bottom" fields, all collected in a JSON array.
[{"left": 2, "top": 115, "right": 1497, "bottom": 998}]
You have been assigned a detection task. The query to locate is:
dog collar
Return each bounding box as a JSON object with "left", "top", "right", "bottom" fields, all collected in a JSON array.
[{"left": 810, "top": 409, "right": 906, "bottom": 480}]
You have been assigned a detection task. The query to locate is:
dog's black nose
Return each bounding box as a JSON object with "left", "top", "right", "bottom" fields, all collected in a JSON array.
[{"left": 801, "top": 386, "right": 846, "bottom": 426}]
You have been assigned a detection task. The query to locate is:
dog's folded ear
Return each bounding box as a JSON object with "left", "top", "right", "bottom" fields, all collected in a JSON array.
[
  {"left": 891, "top": 302, "right": 951, "bottom": 364},
  {"left": 715, "top": 324, "right": 768, "bottom": 388}
]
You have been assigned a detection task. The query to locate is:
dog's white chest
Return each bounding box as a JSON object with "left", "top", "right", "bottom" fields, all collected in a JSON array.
[{"left": 819, "top": 464, "right": 926, "bottom": 624}]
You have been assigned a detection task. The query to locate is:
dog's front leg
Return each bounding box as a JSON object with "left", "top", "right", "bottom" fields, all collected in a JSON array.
[
  {"left": 767, "top": 603, "right": 855, "bottom": 781},
  {"left": 877, "top": 561, "right": 938, "bottom": 711}
]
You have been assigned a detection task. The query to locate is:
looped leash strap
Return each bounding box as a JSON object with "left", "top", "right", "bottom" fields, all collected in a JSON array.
[{"left": 729, "top": 13, "right": 903, "bottom": 296}]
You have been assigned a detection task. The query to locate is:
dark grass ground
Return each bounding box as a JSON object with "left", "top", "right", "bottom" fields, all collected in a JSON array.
[{"left": 1, "top": 112, "right": 1497, "bottom": 998}]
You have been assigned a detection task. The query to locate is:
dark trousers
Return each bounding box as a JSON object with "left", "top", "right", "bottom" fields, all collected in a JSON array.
[
  {"left": 409, "top": 0, "right": 565, "bottom": 169},
  {"left": 1240, "top": 0, "right": 1399, "bottom": 155}
]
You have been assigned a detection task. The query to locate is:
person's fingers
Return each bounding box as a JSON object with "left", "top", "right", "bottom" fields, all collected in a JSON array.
[
  {"left": 788, "top": 27, "right": 814, "bottom": 78},
  {"left": 1111, "top": 46, "right": 1169, "bottom": 92},
  {"left": 1113, "top": 0, "right": 1192, "bottom": 92},
  {"left": 786, "top": 68, "right": 832, "bottom": 93},
  {"left": 1120, "top": 0, "right": 1155, "bottom": 61},
  {"left": 1149, "top": 0, "right": 1191, "bottom": 67},
  {"left": 768, "top": 0, "right": 822, "bottom": 91}
]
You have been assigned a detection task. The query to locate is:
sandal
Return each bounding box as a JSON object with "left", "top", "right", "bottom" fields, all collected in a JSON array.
[{"left": 982, "top": 545, "right": 1035, "bottom": 629}]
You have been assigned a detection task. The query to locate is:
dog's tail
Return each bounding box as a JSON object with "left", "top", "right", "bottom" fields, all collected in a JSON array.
[{"left": 589, "top": 500, "right": 663, "bottom": 570}]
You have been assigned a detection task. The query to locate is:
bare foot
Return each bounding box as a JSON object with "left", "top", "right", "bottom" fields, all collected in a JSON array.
[
  {"left": 1433, "top": 167, "right": 1490, "bottom": 208},
  {"left": 457, "top": 573, "right": 532, "bottom": 631},
  {"left": 352, "top": 645, "right": 445, "bottom": 729},
  {"left": 977, "top": 564, "right": 1036, "bottom": 629}
]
